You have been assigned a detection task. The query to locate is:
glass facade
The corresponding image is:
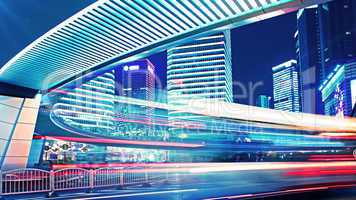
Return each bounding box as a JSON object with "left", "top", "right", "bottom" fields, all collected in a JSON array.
[
  {"left": 296, "top": 0, "right": 356, "bottom": 114},
  {"left": 114, "top": 60, "right": 157, "bottom": 137},
  {"left": 273, "top": 60, "right": 301, "bottom": 112},
  {"left": 256, "top": 95, "right": 272, "bottom": 108},
  {"left": 115, "top": 60, "right": 155, "bottom": 102},
  {"left": 296, "top": 5, "right": 323, "bottom": 114},
  {"left": 320, "top": 61, "right": 356, "bottom": 116},
  {"left": 167, "top": 31, "right": 233, "bottom": 137}
]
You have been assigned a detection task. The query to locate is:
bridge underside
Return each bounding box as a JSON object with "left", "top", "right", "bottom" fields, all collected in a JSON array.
[{"left": 0, "top": 0, "right": 329, "bottom": 93}]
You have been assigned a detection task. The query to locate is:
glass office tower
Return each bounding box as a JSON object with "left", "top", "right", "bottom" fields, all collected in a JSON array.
[
  {"left": 296, "top": 5, "right": 323, "bottom": 114},
  {"left": 296, "top": 0, "right": 356, "bottom": 114},
  {"left": 114, "top": 59, "right": 156, "bottom": 137},
  {"left": 115, "top": 60, "right": 155, "bottom": 102},
  {"left": 167, "top": 31, "right": 232, "bottom": 137},
  {"left": 273, "top": 60, "right": 301, "bottom": 112}
]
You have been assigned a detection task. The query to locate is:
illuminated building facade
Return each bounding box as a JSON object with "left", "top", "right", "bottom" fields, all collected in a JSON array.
[
  {"left": 115, "top": 60, "right": 156, "bottom": 136},
  {"left": 318, "top": 0, "right": 356, "bottom": 75},
  {"left": 115, "top": 60, "right": 155, "bottom": 102},
  {"left": 167, "top": 31, "right": 233, "bottom": 137},
  {"left": 273, "top": 60, "right": 301, "bottom": 112},
  {"left": 52, "top": 72, "right": 116, "bottom": 134},
  {"left": 296, "top": 0, "right": 356, "bottom": 114},
  {"left": 296, "top": 5, "right": 323, "bottom": 114},
  {"left": 319, "top": 61, "right": 356, "bottom": 116},
  {"left": 256, "top": 95, "right": 272, "bottom": 108}
]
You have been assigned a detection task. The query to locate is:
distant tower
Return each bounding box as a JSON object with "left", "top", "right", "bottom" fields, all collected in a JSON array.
[
  {"left": 167, "top": 31, "right": 233, "bottom": 104},
  {"left": 115, "top": 59, "right": 155, "bottom": 102},
  {"left": 256, "top": 95, "right": 272, "bottom": 108},
  {"left": 115, "top": 59, "right": 156, "bottom": 136},
  {"left": 272, "top": 60, "right": 301, "bottom": 112}
]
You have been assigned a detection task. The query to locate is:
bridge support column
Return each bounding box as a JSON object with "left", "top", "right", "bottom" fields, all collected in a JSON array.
[{"left": 0, "top": 94, "right": 41, "bottom": 170}]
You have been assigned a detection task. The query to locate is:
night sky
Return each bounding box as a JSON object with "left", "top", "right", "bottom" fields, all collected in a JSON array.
[
  {"left": 231, "top": 12, "right": 297, "bottom": 105},
  {"left": 149, "top": 12, "right": 298, "bottom": 105},
  {"left": 0, "top": 0, "right": 96, "bottom": 67},
  {"left": 1, "top": 0, "right": 297, "bottom": 106}
]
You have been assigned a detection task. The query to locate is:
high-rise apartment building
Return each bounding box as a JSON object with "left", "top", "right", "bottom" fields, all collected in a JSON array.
[{"left": 273, "top": 60, "right": 301, "bottom": 112}]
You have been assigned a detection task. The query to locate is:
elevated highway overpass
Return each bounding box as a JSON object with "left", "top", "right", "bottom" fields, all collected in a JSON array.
[{"left": 0, "top": 0, "right": 329, "bottom": 93}]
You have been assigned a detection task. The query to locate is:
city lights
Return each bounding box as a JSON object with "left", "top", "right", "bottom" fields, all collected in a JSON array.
[{"left": 0, "top": 0, "right": 355, "bottom": 199}]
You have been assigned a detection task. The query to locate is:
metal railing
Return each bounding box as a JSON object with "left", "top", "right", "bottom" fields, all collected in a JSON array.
[
  {"left": 0, "top": 166, "right": 169, "bottom": 197},
  {"left": 1, "top": 168, "right": 51, "bottom": 195},
  {"left": 53, "top": 168, "right": 91, "bottom": 191},
  {"left": 94, "top": 167, "right": 122, "bottom": 188}
]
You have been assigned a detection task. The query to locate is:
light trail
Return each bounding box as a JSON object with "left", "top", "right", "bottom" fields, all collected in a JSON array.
[
  {"left": 51, "top": 162, "right": 356, "bottom": 173},
  {"left": 33, "top": 136, "right": 204, "bottom": 148},
  {"left": 187, "top": 162, "right": 356, "bottom": 173},
  {"left": 308, "top": 154, "right": 356, "bottom": 161},
  {"left": 69, "top": 189, "right": 199, "bottom": 200},
  {"left": 48, "top": 92, "right": 356, "bottom": 136},
  {"left": 113, "top": 96, "right": 356, "bottom": 133},
  {"left": 205, "top": 183, "right": 356, "bottom": 200}
]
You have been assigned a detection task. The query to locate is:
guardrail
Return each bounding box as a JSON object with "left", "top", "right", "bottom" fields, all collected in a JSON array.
[{"left": 0, "top": 166, "right": 169, "bottom": 197}]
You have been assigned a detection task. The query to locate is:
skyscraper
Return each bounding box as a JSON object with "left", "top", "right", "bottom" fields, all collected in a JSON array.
[
  {"left": 167, "top": 31, "right": 232, "bottom": 136},
  {"left": 256, "top": 95, "right": 272, "bottom": 108},
  {"left": 272, "top": 60, "right": 301, "bottom": 112},
  {"left": 319, "top": 61, "right": 356, "bottom": 116},
  {"left": 296, "top": 0, "right": 356, "bottom": 114},
  {"left": 115, "top": 59, "right": 155, "bottom": 102},
  {"left": 115, "top": 59, "right": 156, "bottom": 136},
  {"left": 296, "top": 5, "right": 323, "bottom": 114},
  {"left": 319, "top": 0, "right": 356, "bottom": 75}
]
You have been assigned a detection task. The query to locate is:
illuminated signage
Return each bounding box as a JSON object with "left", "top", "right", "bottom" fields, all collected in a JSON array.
[
  {"left": 351, "top": 80, "right": 356, "bottom": 106},
  {"left": 123, "top": 65, "right": 140, "bottom": 71}
]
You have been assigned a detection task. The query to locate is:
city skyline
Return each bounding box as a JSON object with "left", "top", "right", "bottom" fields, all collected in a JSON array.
[{"left": 0, "top": 1, "right": 355, "bottom": 199}]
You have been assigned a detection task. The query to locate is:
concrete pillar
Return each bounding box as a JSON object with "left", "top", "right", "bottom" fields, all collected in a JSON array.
[{"left": 0, "top": 94, "right": 41, "bottom": 170}]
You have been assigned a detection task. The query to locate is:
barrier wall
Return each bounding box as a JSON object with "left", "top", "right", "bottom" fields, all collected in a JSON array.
[{"left": 0, "top": 94, "right": 41, "bottom": 170}]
